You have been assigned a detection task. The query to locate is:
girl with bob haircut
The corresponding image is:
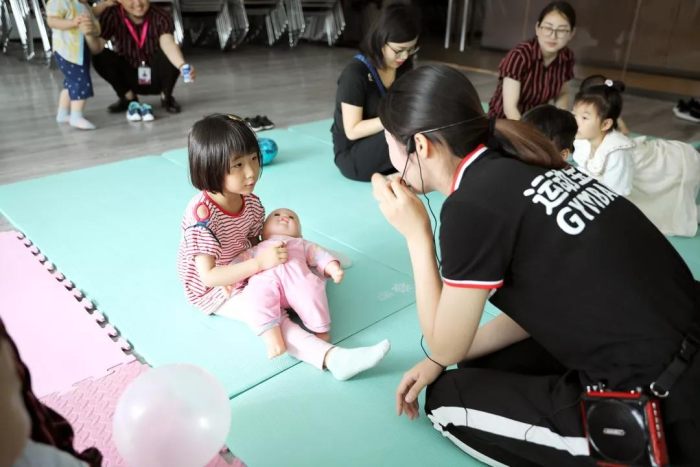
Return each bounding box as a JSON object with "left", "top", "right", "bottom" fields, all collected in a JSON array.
[
  {"left": 178, "top": 114, "right": 390, "bottom": 381},
  {"left": 572, "top": 79, "right": 700, "bottom": 236},
  {"left": 331, "top": 3, "right": 419, "bottom": 181},
  {"left": 488, "top": 1, "right": 576, "bottom": 120},
  {"left": 372, "top": 64, "right": 700, "bottom": 466}
]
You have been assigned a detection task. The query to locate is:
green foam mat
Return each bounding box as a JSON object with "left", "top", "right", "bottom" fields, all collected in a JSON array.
[
  {"left": 667, "top": 235, "right": 700, "bottom": 279},
  {"left": 287, "top": 118, "right": 333, "bottom": 145},
  {"left": 227, "top": 305, "right": 494, "bottom": 467},
  {"left": 0, "top": 156, "right": 414, "bottom": 396}
]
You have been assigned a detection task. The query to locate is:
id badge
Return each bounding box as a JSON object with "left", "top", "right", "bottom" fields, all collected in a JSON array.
[{"left": 137, "top": 65, "right": 152, "bottom": 85}]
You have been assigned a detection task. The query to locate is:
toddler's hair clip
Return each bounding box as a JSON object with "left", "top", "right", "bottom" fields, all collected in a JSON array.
[
  {"left": 604, "top": 79, "right": 614, "bottom": 87},
  {"left": 226, "top": 114, "right": 245, "bottom": 122}
]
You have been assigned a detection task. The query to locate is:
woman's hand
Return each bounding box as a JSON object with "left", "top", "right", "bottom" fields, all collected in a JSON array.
[
  {"left": 396, "top": 358, "right": 445, "bottom": 420},
  {"left": 371, "top": 173, "right": 431, "bottom": 242}
]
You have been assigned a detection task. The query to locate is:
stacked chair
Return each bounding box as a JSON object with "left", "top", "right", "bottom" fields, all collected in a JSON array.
[
  {"left": 297, "top": 0, "right": 344, "bottom": 46},
  {"left": 217, "top": 0, "right": 248, "bottom": 50},
  {"left": 3, "top": 0, "right": 51, "bottom": 62},
  {"left": 244, "top": 0, "right": 288, "bottom": 47},
  {"left": 0, "top": 0, "right": 346, "bottom": 63},
  {"left": 151, "top": 0, "right": 185, "bottom": 44}
]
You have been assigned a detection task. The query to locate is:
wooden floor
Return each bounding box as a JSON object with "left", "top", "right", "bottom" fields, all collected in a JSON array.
[{"left": 2, "top": 41, "right": 699, "bottom": 231}]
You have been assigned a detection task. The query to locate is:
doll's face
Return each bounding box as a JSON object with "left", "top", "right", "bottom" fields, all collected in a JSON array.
[{"left": 262, "top": 209, "right": 301, "bottom": 239}]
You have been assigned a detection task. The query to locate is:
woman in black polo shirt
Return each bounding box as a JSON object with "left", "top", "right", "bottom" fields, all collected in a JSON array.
[
  {"left": 372, "top": 65, "right": 699, "bottom": 465},
  {"left": 488, "top": 1, "right": 576, "bottom": 120},
  {"left": 331, "top": 4, "right": 419, "bottom": 182}
]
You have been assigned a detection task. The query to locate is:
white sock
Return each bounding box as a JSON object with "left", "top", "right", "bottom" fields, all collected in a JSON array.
[
  {"left": 69, "top": 112, "right": 96, "bottom": 130},
  {"left": 325, "top": 339, "right": 390, "bottom": 381},
  {"left": 56, "top": 108, "right": 69, "bottom": 123}
]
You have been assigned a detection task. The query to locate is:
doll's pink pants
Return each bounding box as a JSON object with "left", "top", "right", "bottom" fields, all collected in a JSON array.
[{"left": 215, "top": 262, "right": 333, "bottom": 370}]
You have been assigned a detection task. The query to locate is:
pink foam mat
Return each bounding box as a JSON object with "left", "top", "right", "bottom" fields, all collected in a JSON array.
[
  {"left": 0, "top": 230, "right": 133, "bottom": 397},
  {"left": 41, "top": 361, "right": 245, "bottom": 467}
]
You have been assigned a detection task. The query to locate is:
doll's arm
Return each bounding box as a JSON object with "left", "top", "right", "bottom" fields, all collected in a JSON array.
[
  {"left": 324, "top": 261, "right": 344, "bottom": 284},
  {"left": 305, "top": 241, "right": 343, "bottom": 283}
]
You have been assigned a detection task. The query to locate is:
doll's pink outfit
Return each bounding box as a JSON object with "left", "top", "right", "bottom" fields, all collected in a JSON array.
[{"left": 238, "top": 235, "right": 338, "bottom": 335}]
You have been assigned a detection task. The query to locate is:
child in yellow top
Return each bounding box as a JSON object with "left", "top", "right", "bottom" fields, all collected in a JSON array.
[{"left": 46, "top": 0, "right": 101, "bottom": 130}]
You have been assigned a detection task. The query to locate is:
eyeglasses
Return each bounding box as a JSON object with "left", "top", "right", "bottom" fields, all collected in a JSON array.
[
  {"left": 385, "top": 44, "right": 420, "bottom": 57},
  {"left": 537, "top": 25, "right": 571, "bottom": 39}
]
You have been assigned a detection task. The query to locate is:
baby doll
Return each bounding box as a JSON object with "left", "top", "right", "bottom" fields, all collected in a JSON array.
[{"left": 235, "top": 208, "right": 344, "bottom": 358}]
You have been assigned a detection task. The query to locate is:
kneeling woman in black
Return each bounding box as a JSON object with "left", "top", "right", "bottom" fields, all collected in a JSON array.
[
  {"left": 372, "top": 65, "right": 700, "bottom": 466},
  {"left": 332, "top": 4, "right": 419, "bottom": 181}
]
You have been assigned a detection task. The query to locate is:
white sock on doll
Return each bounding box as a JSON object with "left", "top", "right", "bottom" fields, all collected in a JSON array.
[{"left": 325, "top": 339, "right": 390, "bottom": 381}]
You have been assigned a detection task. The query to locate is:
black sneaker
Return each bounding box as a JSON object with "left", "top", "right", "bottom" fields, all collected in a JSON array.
[
  {"left": 108, "top": 97, "right": 131, "bottom": 113},
  {"left": 258, "top": 115, "right": 275, "bottom": 130},
  {"left": 161, "top": 95, "right": 181, "bottom": 114},
  {"left": 688, "top": 98, "right": 700, "bottom": 114},
  {"left": 245, "top": 116, "right": 263, "bottom": 132},
  {"left": 673, "top": 100, "right": 700, "bottom": 123}
]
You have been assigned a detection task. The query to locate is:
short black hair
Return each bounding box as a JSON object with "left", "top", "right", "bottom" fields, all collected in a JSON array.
[
  {"left": 537, "top": 1, "right": 576, "bottom": 29},
  {"left": 360, "top": 3, "right": 420, "bottom": 70},
  {"left": 574, "top": 79, "right": 625, "bottom": 131},
  {"left": 522, "top": 104, "right": 577, "bottom": 152},
  {"left": 188, "top": 114, "right": 260, "bottom": 193}
]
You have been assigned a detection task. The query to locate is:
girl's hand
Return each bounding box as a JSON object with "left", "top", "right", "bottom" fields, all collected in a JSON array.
[
  {"left": 256, "top": 241, "right": 287, "bottom": 271},
  {"left": 77, "top": 14, "right": 97, "bottom": 36},
  {"left": 396, "top": 358, "right": 445, "bottom": 420},
  {"left": 371, "top": 173, "right": 431, "bottom": 242},
  {"left": 324, "top": 261, "right": 344, "bottom": 284}
]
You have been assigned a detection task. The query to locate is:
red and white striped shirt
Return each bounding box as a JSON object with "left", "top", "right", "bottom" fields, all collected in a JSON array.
[
  {"left": 488, "top": 38, "right": 574, "bottom": 119},
  {"left": 177, "top": 192, "right": 265, "bottom": 314}
]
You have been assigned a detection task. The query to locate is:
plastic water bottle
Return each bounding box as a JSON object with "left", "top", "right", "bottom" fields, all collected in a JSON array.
[{"left": 181, "top": 64, "right": 192, "bottom": 83}]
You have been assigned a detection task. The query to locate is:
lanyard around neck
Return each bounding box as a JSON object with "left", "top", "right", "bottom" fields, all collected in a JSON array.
[{"left": 120, "top": 6, "right": 149, "bottom": 49}]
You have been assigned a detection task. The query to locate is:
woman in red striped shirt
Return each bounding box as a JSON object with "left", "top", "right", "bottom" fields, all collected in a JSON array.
[{"left": 488, "top": 1, "right": 576, "bottom": 120}]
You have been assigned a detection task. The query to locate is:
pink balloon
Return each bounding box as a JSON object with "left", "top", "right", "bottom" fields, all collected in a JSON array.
[{"left": 113, "top": 364, "right": 231, "bottom": 467}]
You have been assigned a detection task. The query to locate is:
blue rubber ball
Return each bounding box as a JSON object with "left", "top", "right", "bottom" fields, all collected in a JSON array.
[{"left": 258, "top": 138, "right": 278, "bottom": 165}]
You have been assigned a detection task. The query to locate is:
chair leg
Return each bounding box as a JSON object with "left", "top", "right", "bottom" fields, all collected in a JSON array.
[{"left": 8, "top": 0, "right": 34, "bottom": 60}]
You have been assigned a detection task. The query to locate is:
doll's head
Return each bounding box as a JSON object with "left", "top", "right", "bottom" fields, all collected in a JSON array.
[{"left": 262, "top": 208, "right": 302, "bottom": 239}]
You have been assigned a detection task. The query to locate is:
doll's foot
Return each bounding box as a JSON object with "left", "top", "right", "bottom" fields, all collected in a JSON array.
[
  {"left": 315, "top": 331, "right": 331, "bottom": 342},
  {"left": 325, "top": 339, "right": 390, "bottom": 381},
  {"left": 261, "top": 326, "right": 286, "bottom": 358}
]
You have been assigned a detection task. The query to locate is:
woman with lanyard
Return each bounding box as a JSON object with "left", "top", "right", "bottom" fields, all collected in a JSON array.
[
  {"left": 331, "top": 3, "right": 419, "bottom": 182},
  {"left": 86, "top": 0, "right": 194, "bottom": 119},
  {"left": 371, "top": 64, "right": 700, "bottom": 465},
  {"left": 488, "top": 1, "right": 576, "bottom": 120}
]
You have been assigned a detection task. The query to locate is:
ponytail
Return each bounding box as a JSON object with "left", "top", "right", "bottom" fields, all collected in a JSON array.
[
  {"left": 492, "top": 119, "right": 566, "bottom": 169},
  {"left": 379, "top": 65, "right": 565, "bottom": 171}
]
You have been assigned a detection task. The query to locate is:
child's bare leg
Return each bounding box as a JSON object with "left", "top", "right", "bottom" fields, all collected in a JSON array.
[
  {"left": 261, "top": 326, "right": 286, "bottom": 359},
  {"left": 56, "top": 89, "right": 70, "bottom": 123},
  {"left": 69, "top": 99, "right": 95, "bottom": 130},
  {"left": 315, "top": 331, "right": 331, "bottom": 342}
]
